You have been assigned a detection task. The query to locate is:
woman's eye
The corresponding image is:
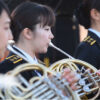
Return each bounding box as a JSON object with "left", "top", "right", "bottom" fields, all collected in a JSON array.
[
  {"left": 45, "top": 28, "right": 49, "bottom": 31},
  {"left": 4, "top": 26, "right": 10, "bottom": 30},
  {"left": 4, "top": 27, "right": 9, "bottom": 30}
]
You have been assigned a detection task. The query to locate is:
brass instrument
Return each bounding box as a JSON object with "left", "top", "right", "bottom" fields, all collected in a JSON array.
[
  {"left": 4, "top": 40, "right": 80, "bottom": 100},
  {"left": 49, "top": 42, "right": 100, "bottom": 100},
  {"left": 3, "top": 63, "right": 80, "bottom": 100},
  {"left": 2, "top": 41, "right": 99, "bottom": 100}
]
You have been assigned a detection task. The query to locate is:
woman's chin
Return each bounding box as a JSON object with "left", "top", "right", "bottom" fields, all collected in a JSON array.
[{"left": 41, "top": 48, "right": 48, "bottom": 54}]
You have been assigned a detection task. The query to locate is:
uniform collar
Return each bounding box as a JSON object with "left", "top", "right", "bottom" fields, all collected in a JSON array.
[
  {"left": 8, "top": 45, "right": 38, "bottom": 64},
  {"left": 88, "top": 28, "right": 100, "bottom": 38}
]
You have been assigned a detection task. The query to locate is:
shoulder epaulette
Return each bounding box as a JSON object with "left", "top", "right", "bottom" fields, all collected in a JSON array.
[
  {"left": 83, "top": 36, "right": 96, "bottom": 46},
  {"left": 6, "top": 55, "right": 23, "bottom": 64}
]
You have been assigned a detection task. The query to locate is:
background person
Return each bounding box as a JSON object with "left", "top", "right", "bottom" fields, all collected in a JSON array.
[
  {"left": 0, "top": 0, "right": 12, "bottom": 58},
  {"left": 74, "top": 0, "right": 100, "bottom": 70}
]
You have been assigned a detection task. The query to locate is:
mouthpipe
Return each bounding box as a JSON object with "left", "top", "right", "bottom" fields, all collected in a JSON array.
[
  {"left": 49, "top": 42, "right": 74, "bottom": 59},
  {"left": 8, "top": 40, "right": 15, "bottom": 44}
]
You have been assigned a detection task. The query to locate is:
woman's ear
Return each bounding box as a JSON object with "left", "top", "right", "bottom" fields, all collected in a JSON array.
[
  {"left": 90, "top": 9, "right": 100, "bottom": 20},
  {"left": 22, "top": 28, "right": 33, "bottom": 40}
]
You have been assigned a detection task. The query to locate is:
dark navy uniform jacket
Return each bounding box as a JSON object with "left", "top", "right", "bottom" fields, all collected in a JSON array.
[
  {"left": 0, "top": 47, "right": 43, "bottom": 80},
  {"left": 74, "top": 30, "right": 100, "bottom": 69}
]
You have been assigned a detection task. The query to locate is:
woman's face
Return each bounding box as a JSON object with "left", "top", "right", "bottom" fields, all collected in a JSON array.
[
  {"left": 0, "top": 10, "right": 13, "bottom": 57},
  {"left": 31, "top": 24, "right": 54, "bottom": 54}
]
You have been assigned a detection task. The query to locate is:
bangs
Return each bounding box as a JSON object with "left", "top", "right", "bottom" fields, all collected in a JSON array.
[{"left": 37, "top": 5, "right": 55, "bottom": 27}]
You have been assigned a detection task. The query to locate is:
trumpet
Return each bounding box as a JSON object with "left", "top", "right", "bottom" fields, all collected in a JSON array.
[{"left": 49, "top": 42, "right": 100, "bottom": 100}]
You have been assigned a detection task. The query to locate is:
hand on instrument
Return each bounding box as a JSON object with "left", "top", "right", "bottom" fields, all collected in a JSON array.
[
  {"left": 62, "top": 68, "right": 79, "bottom": 90},
  {"left": 96, "top": 70, "right": 100, "bottom": 76}
]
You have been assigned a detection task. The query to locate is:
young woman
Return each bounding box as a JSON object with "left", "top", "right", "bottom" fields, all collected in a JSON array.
[
  {"left": 0, "top": 1, "right": 78, "bottom": 90},
  {"left": 74, "top": 0, "right": 100, "bottom": 70}
]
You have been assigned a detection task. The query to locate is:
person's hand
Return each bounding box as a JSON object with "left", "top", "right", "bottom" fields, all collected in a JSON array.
[
  {"left": 96, "top": 70, "right": 100, "bottom": 76},
  {"left": 62, "top": 68, "right": 79, "bottom": 90}
]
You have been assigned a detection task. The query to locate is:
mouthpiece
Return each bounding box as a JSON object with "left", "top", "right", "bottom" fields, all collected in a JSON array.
[
  {"left": 49, "top": 42, "right": 74, "bottom": 59},
  {"left": 49, "top": 42, "right": 55, "bottom": 48},
  {"left": 8, "top": 40, "right": 15, "bottom": 44}
]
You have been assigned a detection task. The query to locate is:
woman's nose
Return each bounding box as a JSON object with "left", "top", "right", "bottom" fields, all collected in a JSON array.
[{"left": 49, "top": 31, "right": 54, "bottom": 39}]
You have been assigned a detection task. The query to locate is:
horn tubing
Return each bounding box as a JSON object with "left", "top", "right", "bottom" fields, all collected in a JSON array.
[{"left": 49, "top": 42, "right": 74, "bottom": 59}]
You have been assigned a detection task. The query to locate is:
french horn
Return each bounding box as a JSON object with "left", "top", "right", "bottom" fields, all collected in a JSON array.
[
  {"left": 3, "top": 63, "right": 80, "bottom": 100},
  {"left": 4, "top": 40, "right": 80, "bottom": 100},
  {"left": 49, "top": 42, "right": 100, "bottom": 100},
  {"left": 2, "top": 41, "right": 100, "bottom": 100}
]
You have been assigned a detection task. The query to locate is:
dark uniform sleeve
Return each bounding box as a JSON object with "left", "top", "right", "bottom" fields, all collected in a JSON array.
[
  {"left": 0, "top": 55, "right": 27, "bottom": 73},
  {"left": 74, "top": 39, "right": 100, "bottom": 69},
  {"left": 0, "top": 54, "right": 43, "bottom": 81}
]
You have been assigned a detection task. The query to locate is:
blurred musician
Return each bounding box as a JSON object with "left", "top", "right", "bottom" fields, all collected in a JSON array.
[
  {"left": 74, "top": 0, "right": 100, "bottom": 98},
  {"left": 74, "top": 0, "right": 100, "bottom": 70},
  {"left": 0, "top": 0, "right": 12, "bottom": 58},
  {"left": 0, "top": 1, "right": 78, "bottom": 90},
  {"left": 0, "top": 0, "right": 15, "bottom": 88}
]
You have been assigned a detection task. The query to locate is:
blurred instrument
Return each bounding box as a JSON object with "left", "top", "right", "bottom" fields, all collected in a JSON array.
[
  {"left": 3, "top": 63, "right": 79, "bottom": 100},
  {"left": 3, "top": 41, "right": 100, "bottom": 100}
]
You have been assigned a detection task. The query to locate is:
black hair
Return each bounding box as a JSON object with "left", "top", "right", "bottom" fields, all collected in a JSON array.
[
  {"left": 75, "top": 0, "right": 100, "bottom": 29},
  {"left": 11, "top": 1, "right": 55, "bottom": 42},
  {"left": 0, "top": 0, "right": 10, "bottom": 17}
]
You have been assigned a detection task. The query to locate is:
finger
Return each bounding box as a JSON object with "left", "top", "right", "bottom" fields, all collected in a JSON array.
[
  {"left": 62, "top": 68, "right": 71, "bottom": 78},
  {"left": 70, "top": 83, "right": 77, "bottom": 90},
  {"left": 67, "top": 77, "right": 78, "bottom": 86},
  {"left": 63, "top": 73, "right": 73, "bottom": 82},
  {"left": 67, "top": 72, "right": 76, "bottom": 78},
  {"left": 64, "top": 68, "right": 71, "bottom": 73},
  {"left": 97, "top": 70, "right": 100, "bottom": 76},
  {"left": 64, "top": 71, "right": 78, "bottom": 81}
]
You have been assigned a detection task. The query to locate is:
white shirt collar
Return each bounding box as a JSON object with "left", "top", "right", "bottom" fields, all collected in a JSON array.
[
  {"left": 88, "top": 28, "right": 100, "bottom": 38},
  {"left": 13, "top": 45, "right": 38, "bottom": 64}
]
